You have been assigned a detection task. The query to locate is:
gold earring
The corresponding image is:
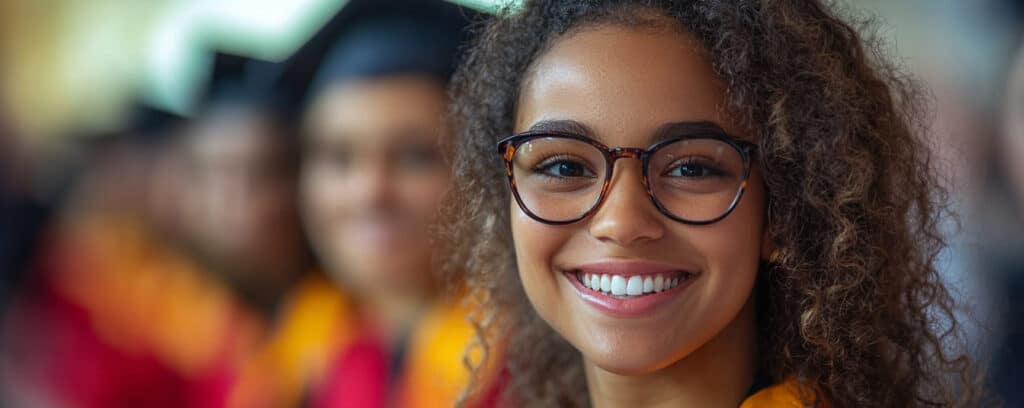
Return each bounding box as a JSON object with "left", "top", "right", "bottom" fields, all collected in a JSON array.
[{"left": 767, "top": 249, "right": 782, "bottom": 264}]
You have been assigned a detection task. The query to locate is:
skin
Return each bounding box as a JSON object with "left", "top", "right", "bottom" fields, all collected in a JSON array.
[
  {"left": 179, "top": 106, "right": 306, "bottom": 309},
  {"left": 512, "top": 24, "right": 773, "bottom": 407},
  {"left": 301, "top": 76, "right": 450, "bottom": 338}
]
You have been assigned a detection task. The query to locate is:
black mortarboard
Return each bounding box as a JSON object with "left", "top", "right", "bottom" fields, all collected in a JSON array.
[
  {"left": 73, "top": 101, "right": 184, "bottom": 148},
  {"left": 278, "top": 0, "right": 483, "bottom": 106},
  {"left": 123, "top": 103, "right": 185, "bottom": 145},
  {"left": 193, "top": 51, "right": 302, "bottom": 121}
]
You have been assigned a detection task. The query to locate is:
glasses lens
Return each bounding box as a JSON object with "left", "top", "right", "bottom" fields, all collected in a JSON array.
[
  {"left": 510, "top": 136, "right": 607, "bottom": 222},
  {"left": 648, "top": 138, "right": 746, "bottom": 222}
]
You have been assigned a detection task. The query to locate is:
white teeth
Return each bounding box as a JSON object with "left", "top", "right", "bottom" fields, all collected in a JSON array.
[
  {"left": 579, "top": 272, "right": 691, "bottom": 296},
  {"left": 626, "top": 276, "right": 643, "bottom": 296},
  {"left": 610, "top": 275, "right": 627, "bottom": 296}
]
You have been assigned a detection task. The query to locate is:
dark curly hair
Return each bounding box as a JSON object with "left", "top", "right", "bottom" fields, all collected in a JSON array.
[{"left": 441, "top": 0, "right": 983, "bottom": 406}]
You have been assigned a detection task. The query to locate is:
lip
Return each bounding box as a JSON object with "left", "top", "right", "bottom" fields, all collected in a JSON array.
[{"left": 563, "top": 259, "right": 700, "bottom": 317}]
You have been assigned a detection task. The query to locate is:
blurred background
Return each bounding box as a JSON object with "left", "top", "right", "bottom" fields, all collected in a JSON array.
[{"left": 1, "top": 0, "right": 1023, "bottom": 406}]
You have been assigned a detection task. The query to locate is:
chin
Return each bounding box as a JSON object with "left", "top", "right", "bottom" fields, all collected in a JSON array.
[
  {"left": 340, "top": 260, "right": 430, "bottom": 291},
  {"left": 572, "top": 333, "right": 687, "bottom": 376}
]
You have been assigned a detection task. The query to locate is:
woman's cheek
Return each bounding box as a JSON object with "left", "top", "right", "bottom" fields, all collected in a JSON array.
[{"left": 511, "top": 199, "right": 565, "bottom": 322}]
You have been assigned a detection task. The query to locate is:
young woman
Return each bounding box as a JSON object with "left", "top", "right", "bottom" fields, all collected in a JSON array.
[
  {"left": 294, "top": 0, "right": 499, "bottom": 406},
  {"left": 443, "top": 0, "right": 980, "bottom": 406}
]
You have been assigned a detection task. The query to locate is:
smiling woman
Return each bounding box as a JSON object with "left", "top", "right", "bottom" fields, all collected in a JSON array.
[{"left": 443, "top": 0, "right": 982, "bottom": 407}]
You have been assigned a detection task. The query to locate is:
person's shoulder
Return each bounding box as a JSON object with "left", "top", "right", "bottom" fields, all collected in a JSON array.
[{"left": 740, "top": 379, "right": 826, "bottom": 408}]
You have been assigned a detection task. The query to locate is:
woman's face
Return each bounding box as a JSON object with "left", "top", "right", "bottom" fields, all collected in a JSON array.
[
  {"left": 181, "top": 108, "right": 303, "bottom": 280},
  {"left": 512, "top": 24, "right": 770, "bottom": 375},
  {"left": 301, "top": 76, "right": 449, "bottom": 296}
]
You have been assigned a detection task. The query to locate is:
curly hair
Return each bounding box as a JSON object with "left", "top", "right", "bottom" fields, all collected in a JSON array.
[{"left": 440, "top": 0, "right": 982, "bottom": 406}]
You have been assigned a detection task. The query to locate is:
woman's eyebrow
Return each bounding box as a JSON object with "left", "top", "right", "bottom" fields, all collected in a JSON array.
[
  {"left": 651, "top": 121, "right": 732, "bottom": 143},
  {"left": 523, "top": 119, "right": 739, "bottom": 144},
  {"left": 526, "top": 119, "right": 593, "bottom": 135}
]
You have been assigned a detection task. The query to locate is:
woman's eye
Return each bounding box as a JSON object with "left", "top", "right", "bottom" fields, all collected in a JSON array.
[
  {"left": 664, "top": 160, "right": 722, "bottom": 178},
  {"left": 536, "top": 158, "right": 596, "bottom": 178}
]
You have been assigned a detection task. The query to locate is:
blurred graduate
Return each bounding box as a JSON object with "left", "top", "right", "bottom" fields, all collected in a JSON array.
[
  {"left": 1, "top": 53, "right": 348, "bottom": 408},
  {"left": 288, "top": 0, "right": 501, "bottom": 406}
]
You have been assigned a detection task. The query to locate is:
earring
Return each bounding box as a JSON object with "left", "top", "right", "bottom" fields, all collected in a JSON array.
[{"left": 767, "top": 249, "right": 782, "bottom": 264}]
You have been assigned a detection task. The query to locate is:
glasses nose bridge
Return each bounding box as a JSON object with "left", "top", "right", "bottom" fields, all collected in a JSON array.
[
  {"left": 607, "top": 147, "right": 646, "bottom": 163},
  {"left": 603, "top": 146, "right": 651, "bottom": 194},
  {"left": 605, "top": 147, "right": 650, "bottom": 184}
]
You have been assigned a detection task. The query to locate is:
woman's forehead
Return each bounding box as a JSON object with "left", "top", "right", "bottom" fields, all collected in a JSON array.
[{"left": 514, "top": 24, "right": 739, "bottom": 144}]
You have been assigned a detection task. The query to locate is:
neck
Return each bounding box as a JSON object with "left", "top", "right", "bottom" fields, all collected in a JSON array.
[
  {"left": 217, "top": 261, "right": 303, "bottom": 319},
  {"left": 360, "top": 286, "right": 433, "bottom": 347},
  {"left": 585, "top": 296, "right": 758, "bottom": 408}
]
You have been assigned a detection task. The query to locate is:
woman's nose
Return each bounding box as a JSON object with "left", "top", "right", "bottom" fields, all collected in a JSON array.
[{"left": 587, "top": 160, "right": 665, "bottom": 246}]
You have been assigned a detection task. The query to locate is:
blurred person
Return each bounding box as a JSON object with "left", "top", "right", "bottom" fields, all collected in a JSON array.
[
  {"left": 0, "top": 104, "right": 217, "bottom": 408},
  {"left": 170, "top": 52, "right": 352, "bottom": 408},
  {"left": 0, "top": 108, "right": 49, "bottom": 313},
  {"left": 985, "top": 36, "right": 1024, "bottom": 407},
  {"left": 1, "top": 52, "right": 345, "bottom": 408},
  {"left": 288, "top": 0, "right": 500, "bottom": 406},
  {"left": 177, "top": 53, "right": 311, "bottom": 315}
]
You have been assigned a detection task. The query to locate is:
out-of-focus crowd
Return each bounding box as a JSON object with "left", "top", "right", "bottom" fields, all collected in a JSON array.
[{"left": 1, "top": 1, "right": 502, "bottom": 407}]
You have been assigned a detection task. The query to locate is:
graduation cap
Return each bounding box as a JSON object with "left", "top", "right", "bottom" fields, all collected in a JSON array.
[
  {"left": 193, "top": 51, "right": 303, "bottom": 122},
  {"left": 278, "top": 0, "right": 484, "bottom": 107},
  {"left": 73, "top": 101, "right": 185, "bottom": 149},
  {"left": 123, "top": 103, "right": 185, "bottom": 145}
]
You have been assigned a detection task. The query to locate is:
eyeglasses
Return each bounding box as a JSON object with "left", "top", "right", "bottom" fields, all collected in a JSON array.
[{"left": 496, "top": 129, "right": 756, "bottom": 225}]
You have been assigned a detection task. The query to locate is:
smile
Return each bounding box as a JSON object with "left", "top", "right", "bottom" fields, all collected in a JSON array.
[
  {"left": 573, "top": 271, "right": 692, "bottom": 298},
  {"left": 562, "top": 260, "right": 700, "bottom": 316}
]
